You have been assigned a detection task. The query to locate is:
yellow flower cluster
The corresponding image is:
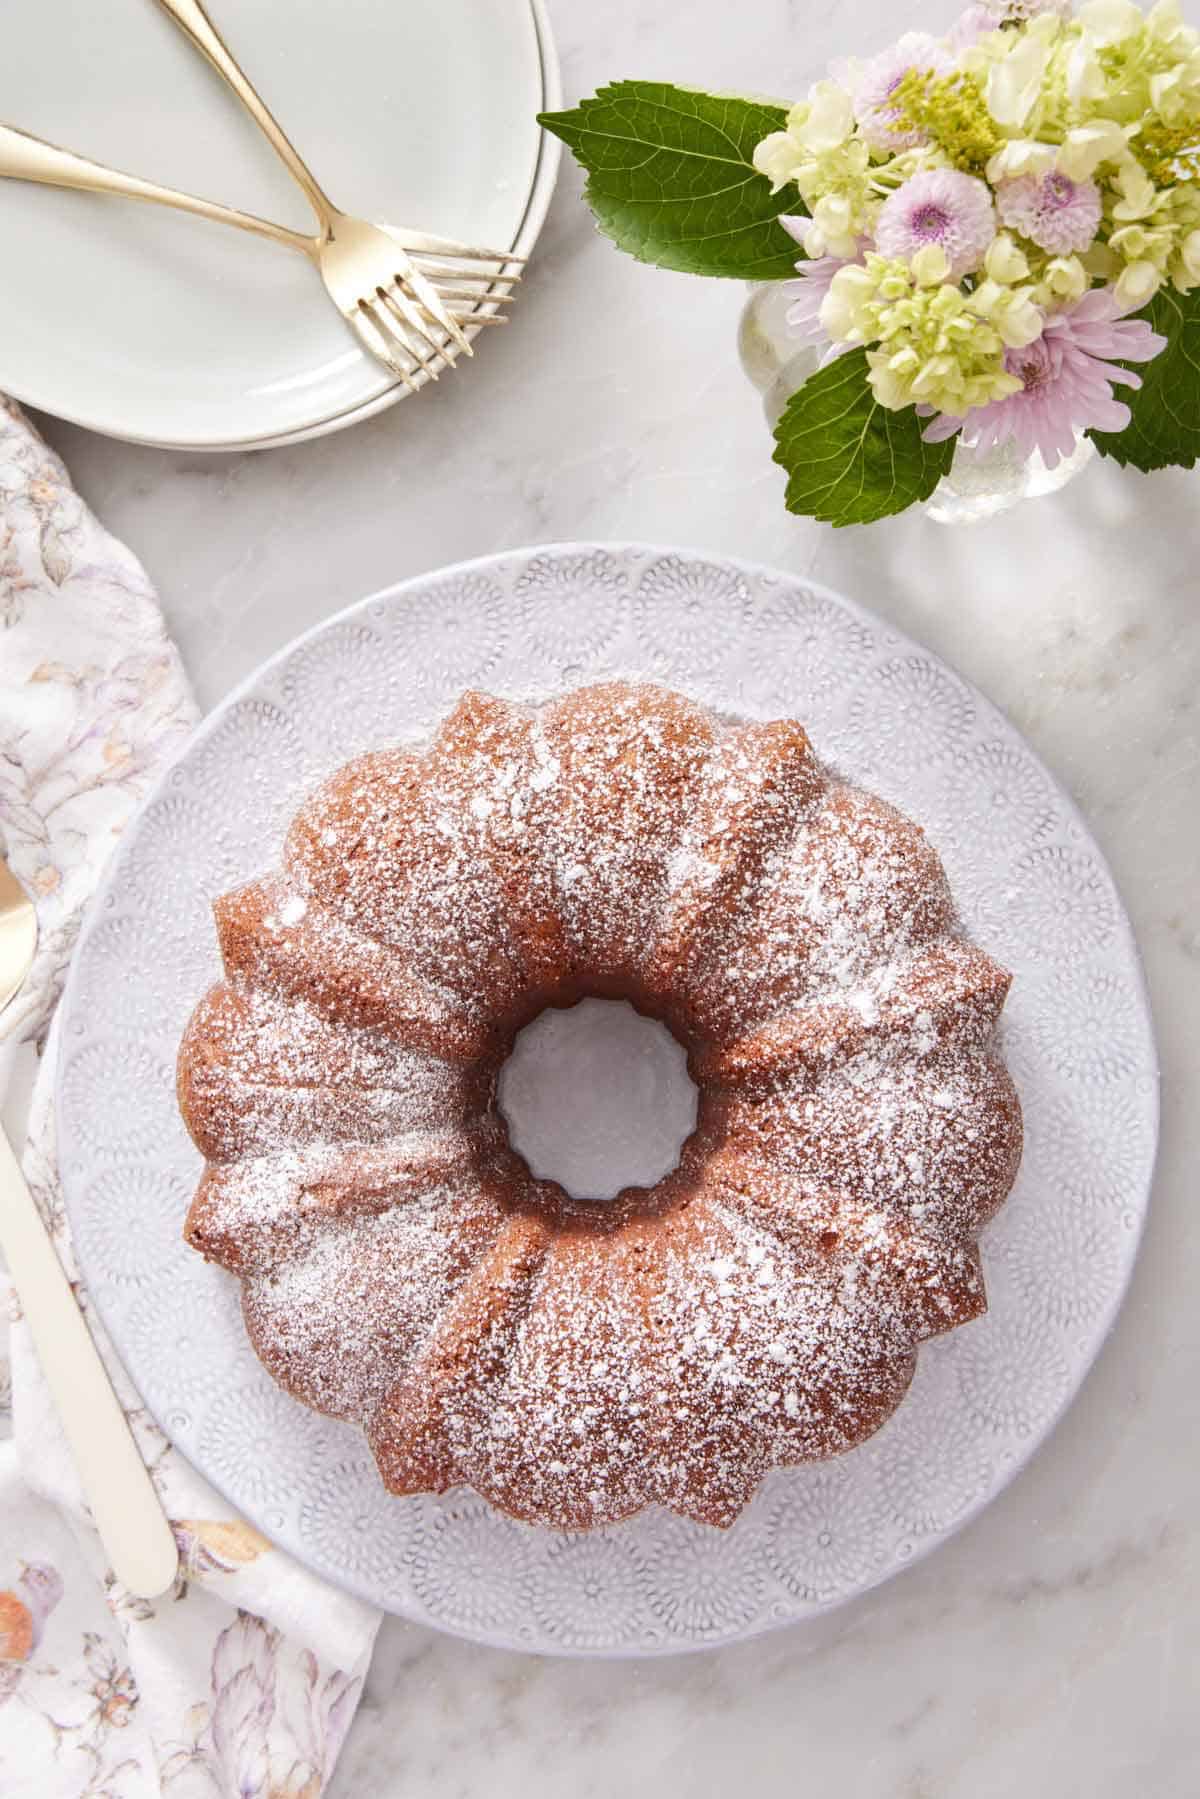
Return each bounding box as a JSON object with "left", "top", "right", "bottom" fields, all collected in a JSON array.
[
  {"left": 888, "top": 69, "right": 1004, "bottom": 174},
  {"left": 1137, "top": 117, "right": 1200, "bottom": 183},
  {"left": 819, "top": 248, "right": 1039, "bottom": 414}
]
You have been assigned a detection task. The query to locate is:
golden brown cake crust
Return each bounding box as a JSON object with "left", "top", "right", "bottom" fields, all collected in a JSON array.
[{"left": 179, "top": 681, "right": 1023, "bottom": 1531}]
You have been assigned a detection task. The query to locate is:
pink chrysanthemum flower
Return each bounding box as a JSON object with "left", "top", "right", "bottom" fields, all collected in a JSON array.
[
  {"left": 996, "top": 171, "right": 1103, "bottom": 255},
  {"left": 875, "top": 169, "right": 997, "bottom": 280},
  {"left": 783, "top": 254, "right": 848, "bottom": 345},
  {"left": 853, "top": 32, "right": 955, "bottom": 152},
  {"left": 923, "top": 288, "right": 1168, "bottom": 467}
]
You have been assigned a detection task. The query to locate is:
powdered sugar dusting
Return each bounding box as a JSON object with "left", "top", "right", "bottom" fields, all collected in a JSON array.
[
  {"left": 244, "top": 1177, "right": 507, "bottom": 1419},
  {"left": 179, "top": 681, "right": 1022, "bottom": 1532}
]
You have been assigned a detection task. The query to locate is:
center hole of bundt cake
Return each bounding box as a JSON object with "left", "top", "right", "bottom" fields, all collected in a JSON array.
[{"left": 497, "top": 999, "right": 699, "bottom": 1201}]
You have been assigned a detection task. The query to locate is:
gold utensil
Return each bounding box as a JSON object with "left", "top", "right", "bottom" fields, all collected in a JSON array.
[
  {"left": 0, "top": 120, "right": 515, "bottom": 390},
  {"left": 0, "top": 858, "right": 178, "bottom": 1598},
  {"left": 150, "top": 0, "right": 521, "bottom": 383}
]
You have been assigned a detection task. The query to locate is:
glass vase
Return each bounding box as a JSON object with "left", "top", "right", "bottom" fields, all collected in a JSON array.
[{"left": 737, "top": 283, "right": 1095, "bottom": 525}]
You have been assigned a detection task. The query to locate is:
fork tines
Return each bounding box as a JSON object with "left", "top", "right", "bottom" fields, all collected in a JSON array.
[
  {"left": 358, "top": 289, "right": 508, "bottom": 390},
  {"left": 356, "top": 239, "right": 524, "bottom": 388}
]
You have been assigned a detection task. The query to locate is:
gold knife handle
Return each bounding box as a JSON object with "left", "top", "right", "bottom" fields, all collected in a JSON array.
[
  {"left": 0, "top": 120, "right": 315, "bottom": 256},
  {"left": 0, "top": 1125, "right": 179, "bottom": 1598},
  {"left": 151, "top": 0, "right": 337, "bottom": 231}
]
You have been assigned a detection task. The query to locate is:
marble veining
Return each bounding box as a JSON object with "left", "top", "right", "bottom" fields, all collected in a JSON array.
[{"left": 31, "top": 0, "right": 1199, "bottom": 1791}]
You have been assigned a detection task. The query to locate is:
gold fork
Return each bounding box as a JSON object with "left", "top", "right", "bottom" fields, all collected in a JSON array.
[
  {"left": 150, "top": 0, "right": 523, "bottom": 385},
  {"left": 0, "top": 122, "right": 514, "bottom": 388},
  {"left": 0, "top": 858, "right": 179, "bottom": 1597}
]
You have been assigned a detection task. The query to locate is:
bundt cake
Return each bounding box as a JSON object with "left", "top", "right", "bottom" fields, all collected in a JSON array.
[{"left": 179, "top": 681, "right": 1022, "bottom": 1531}]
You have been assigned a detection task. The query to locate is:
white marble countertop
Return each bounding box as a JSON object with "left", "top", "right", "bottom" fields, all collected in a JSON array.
[{"left": 31, "top": 0, "right": 1199, "bottom": 1791}]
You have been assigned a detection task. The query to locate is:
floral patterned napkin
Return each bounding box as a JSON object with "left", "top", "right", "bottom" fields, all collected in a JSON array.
[{"left": 0, "top": 400, "right": 379, "bottom": 1797}]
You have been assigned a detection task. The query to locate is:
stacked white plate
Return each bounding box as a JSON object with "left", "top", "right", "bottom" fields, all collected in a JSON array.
[{"left": 0, "top": 0, "right": 559, "bottom": 448}]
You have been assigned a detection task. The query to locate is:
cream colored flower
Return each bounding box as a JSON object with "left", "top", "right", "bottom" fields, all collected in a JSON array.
[
  {"left": 753, "top": 130, "right": 806, "bottom": 193},
  {"left": 819, "top": 263, "right": 883, "bottom": 342},
  {"left": 806, "top": 192, "right": 861, "bottom": 260},
  {"left": 872, "top": 339, "right": 1022, "bottom": 413},
  {"left": 1037, "top": 254, "right": 1091, "bottom": 301},
  {"left": 1071, "top": 0, "right": 1200, "bottom": 125},
  {"left": 986, "top": 22, "right": 1059, "bottom": 127},
  {"left": 1115, "top": 258, "right": 1164, "bottom": 303},
  {"left": 753, "top": 82, "right": 857, "bottom": 193},
  {"left": 819, "top": 253, "right": 1024, "bottom": 415},
  {"left": 1109, "top": 220, "right": 1169, "bottom": 259},
  {"left": 1101, "top": 161, "right": 1199, "bottom": 295},
  {"left": 1066, "top": 34, "right": 1109, "bottom": 103},
  {"left": 985, "top": 231, "right": 1033, "bottom": 283},
  {"left": 1058, "top": 120, "right": 1130, "bottom": 178},
  {"left": 986, "top": 138, "right": 1059, "bottom": 182},
  {"left": 1078, "top": 0, "right": 1143, "bottom": 45},
  {"left": 1147, "top": 0, "right": 1191, "bottom": 44},
  {"left": 911, "top": 243, "right": 952, "bottom": 285},
  {"left": 799, "top": 80, "right": 856, "bottom": 151},
  {"left": 794, "top": 147, "right": 877, "bottom": 255},
  {"left": 971, "top": 278, "right": 1046, "bottom": 346},
  {"left": 1180, "top": 228, "right": 1200, "bottom": 285},
  {"left": 1111, "top": 157, "right": 1159, "bottom": 220}
]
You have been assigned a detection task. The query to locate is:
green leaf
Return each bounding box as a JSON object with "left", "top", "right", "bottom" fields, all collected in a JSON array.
[
  {"left": 772, "top": 350, "right": 956, "bottom": 527},
  {"left": 538, "top": 81, "right": 802, "bottom": 280},
  {"left": 1090, "top": 284, "right": 1200, "bottom": 471}
]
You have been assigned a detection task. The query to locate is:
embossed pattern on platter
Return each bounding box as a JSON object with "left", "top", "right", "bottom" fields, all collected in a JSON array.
[{"left": 55, "top": 545, "right": 1158, "bottom": 1656}]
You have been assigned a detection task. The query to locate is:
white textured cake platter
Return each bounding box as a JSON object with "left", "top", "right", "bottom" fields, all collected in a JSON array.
[{"left": 55, "top": 544, "right": 1158, "bottom": 1656}]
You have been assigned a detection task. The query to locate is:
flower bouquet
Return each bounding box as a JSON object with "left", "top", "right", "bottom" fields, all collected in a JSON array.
[{"left": 541, "top": 0, "right": 1200, "bottom": 525}]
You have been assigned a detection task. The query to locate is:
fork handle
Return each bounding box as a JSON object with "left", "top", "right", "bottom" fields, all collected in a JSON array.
[
  {"left": 0, "top": 1125, "right": 179, "bottom": 1598},
  {"left": 151, "top": 0, "right": 337, "bottom": 230},
  {"left": 0, "top": 121, "right": 314, "bottom": 255}
]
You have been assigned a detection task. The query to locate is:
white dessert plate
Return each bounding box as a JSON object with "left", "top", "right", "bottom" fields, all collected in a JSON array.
[
  {"left": 0, "top": 0, "right": 555, "bottom": 450},
  {"left": 56, "top": 545, "right": 1158, "bottom": 1656}
]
